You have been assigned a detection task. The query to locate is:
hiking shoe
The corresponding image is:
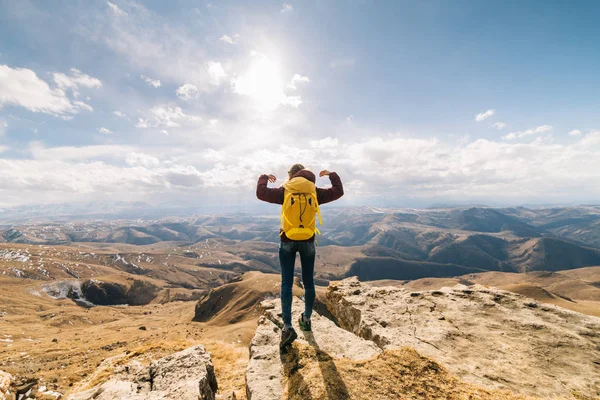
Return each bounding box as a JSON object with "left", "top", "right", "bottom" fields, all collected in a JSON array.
[
  {"left": 280, "top": 326, "right": 297, "bottom": 349},
  {"left": 298, "top": 313, "right": 312, "bottom": 331}
]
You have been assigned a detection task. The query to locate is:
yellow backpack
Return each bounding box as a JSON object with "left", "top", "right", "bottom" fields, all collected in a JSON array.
[{"left": 280, "top": 177, "right": 323, "bottom": 241}]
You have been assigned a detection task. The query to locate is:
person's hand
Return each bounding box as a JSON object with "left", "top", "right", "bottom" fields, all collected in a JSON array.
[
  {"left": 267, "top": 174, "right": 277, "bottom": 183},
  {"left": 319, "top": 170, "right": 331, "bottom": 177}
]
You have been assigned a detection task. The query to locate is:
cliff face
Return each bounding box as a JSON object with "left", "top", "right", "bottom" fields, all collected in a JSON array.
[{"left": 325, "top": 277, "right": 600, "bottom": 399}]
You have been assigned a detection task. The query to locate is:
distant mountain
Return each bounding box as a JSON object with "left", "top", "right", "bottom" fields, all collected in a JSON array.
[
  {"left": 501, "top": 206, "right": 600, "bottom": 248},
  {"left": 417, "top": 207, "right": 544, "bottom": 237},
  {"left": 3, "top": 205, "right": 600, "bottom": 281}
]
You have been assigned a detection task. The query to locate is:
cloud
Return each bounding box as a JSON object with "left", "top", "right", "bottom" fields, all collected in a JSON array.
[
  {"left": 29, "top": 142, "right": 135, "bottom": 161},
  {"left": 578, "top": 131, "right": 600, "bottom": 146},
  {"left": 0, "top": 65, "right": 99, "bottom": 117},
  {"left": 475, "top": 109, "right": 495, "bottom": 122},
  {"left": 0, "top": 151, "right": 204, "bottom": 206},
  {"left": 126, "top": 152, "right": 160, "bottom": 168},
  {"left": 113, "top": 111, "right": 126, "bottom": 117},
  {"left": 136, "top": 106, "right": 201, "bottom": 128},
  {"left": 329, "top": 58, "right": 355, "bottom": 69},
  {"left": 140, "top": 74, "right": 161, "bottom": 88},
  {"left": 206, "top": 61, "right": 227, "bottom": 85},
  {"left": 89, "top": 3, "right": 216, "bottom": 88},
  {"left": 107, "top": 1, "right": 127, "bottom": 17},
  {"left": 4, "top": 126, "right": 600, "bottom": 207},
  {"left": 53, "top": 68, "right": 102, "bottom": 96},
  {"left": 492, "top": 122, "right": 506, "bottom": 130},
  {"left": 176, "top": 84, "right": 199, "bottom": 100},
  {"left": 287, "top": 74, "right": 309, "bottom": 90},
  {"left": 281, "top": 3, "right": 293, "bottom": 13},
  {"left": 0, "top": 120, "right": 7, "bottom": 136},
  {"left": 98, "top": 127, "right": 113, "bottom": 134},
  {"left": 502, "top": 125, "right": 552, "bottom": 140},
  {"left": 569, "top": 129, "right": 582, "bottom": 136},
  {"left": 220, "top": 34, "right": 240, "bottom": 45}
]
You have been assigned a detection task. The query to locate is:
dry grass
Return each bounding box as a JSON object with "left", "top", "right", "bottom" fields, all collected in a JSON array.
[
  {"left": 204, "top": 340, "right": 249, "bottom": 400},
  {"left": 0, "top": 278, "right": 253, "bottom": 397},
  {"left": 281, "top": 344, "right": 537, "bottom": 400}
]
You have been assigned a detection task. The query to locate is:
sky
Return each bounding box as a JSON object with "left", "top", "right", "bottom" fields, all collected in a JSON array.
[{"left": 1, "top": 0, "right": 600, "bottom": 209}]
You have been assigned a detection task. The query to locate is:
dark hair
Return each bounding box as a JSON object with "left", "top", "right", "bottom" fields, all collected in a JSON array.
[{"left": 288, "top": 163, "right": 305, "bottom": 178}]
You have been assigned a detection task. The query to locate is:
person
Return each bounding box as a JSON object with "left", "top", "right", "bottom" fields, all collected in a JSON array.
[{"left": 256, "top": 164, "right": 344, "bottom": 348}]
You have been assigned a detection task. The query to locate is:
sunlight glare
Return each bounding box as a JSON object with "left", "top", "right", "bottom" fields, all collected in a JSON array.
[{"left": 233, "top": 54, "right": 286, "bottom": 111}]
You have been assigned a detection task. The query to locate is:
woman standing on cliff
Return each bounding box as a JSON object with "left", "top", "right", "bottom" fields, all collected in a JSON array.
[{"left": 256, "top": 163, "right": 344, "bottom": 348}]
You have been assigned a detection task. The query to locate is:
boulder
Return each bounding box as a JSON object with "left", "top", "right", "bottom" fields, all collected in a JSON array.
[
  {"left": 68, "top": 345, "right": 217, "bottom": 400},
  {"left": 326, "top": 277, "right": 600, "bottom": 399}
]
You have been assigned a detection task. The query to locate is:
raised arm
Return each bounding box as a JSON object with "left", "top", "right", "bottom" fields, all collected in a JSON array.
[
  {"left": 316, "top": 171, "right": 344, "bottom": 205},
  {"left": 256, "top": 174, "right": 285, "bottom": 205}
]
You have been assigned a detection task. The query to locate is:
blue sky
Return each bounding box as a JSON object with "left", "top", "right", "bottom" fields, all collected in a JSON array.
[{"left": 1, "top": 0, "right": 600, "bottom": 208}]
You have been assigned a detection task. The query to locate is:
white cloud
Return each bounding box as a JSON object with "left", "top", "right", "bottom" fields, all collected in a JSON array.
[
  {"left": 0, "top": 120, "right": 7, "bottom": 136},
  {"left": 113, "top": 111, "right": 126, "bottom": 117},
  {"left": 98, "top": 127, "right": 113, "bottom": 134},
  {"left": 492, "top": 122, "right": 506, "bottom": 130},
  {"left": 136, "top": 106, "right": 201, "bottom": 128},
  {"left": 176, "top": 84, "right": 199, "bottom": 100},
  {"left": 220, "top": 34, "right": 240, "bottom": 45},
  {"left": 90, "top": 3, "right": 214, "bottom": 88},
  {"left": 310, "top": 137, "right": 339, "bottom": 148},
  {"left": 53, "top": 68, "right": 102, "bottom": 99},
  {"left": 287, "top": 74, "right": 309, "bottom": 90},
  {"left": 126, "top": 152, "right": 160, "bottom": 168},
  {"left": 569, "top": 129, "right": 582, "bottom": 136},
  {"left": 281, "top": 3, "right": 293, "bottom": 13},
  {"left": 140, "top": 74, "right": 161, "bottom": 88},
  {"left": 502, "top": 125, "right": 552, "bottom": 140},
  {"left": 475, "top": 109, "right": 495, "bottom": 122},
  {"left": 29, "top": 142, "right": 135, "bottom": 161},
  {"left": 4, "top": 128, "right": 600, "bottom": 207},
  {"left": 579, "top": 131, "right": 600, "bottom": 146},
  {"left": 107, "top": 1, "right": 127, "bottom": 17},
  {"left": 0, "top": 151, "right": 204, "bottom": 206},
  {"left": 206, "top": 61, "right": 227, "bottom": 85},
  {"left": 329, "top": 58, "right": 355, "bottom": 69},
  {"left": 0, "top": 65, "right": 99, "bottom": 117}
]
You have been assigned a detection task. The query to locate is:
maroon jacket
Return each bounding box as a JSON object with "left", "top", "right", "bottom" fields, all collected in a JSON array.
[{"left": 256, "top": 170, "right": 344, "bottom": 242}]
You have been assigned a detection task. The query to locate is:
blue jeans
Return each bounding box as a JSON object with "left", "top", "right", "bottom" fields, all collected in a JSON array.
[{"left": 279, "top": 240, "right": 316, "bottom": 327}]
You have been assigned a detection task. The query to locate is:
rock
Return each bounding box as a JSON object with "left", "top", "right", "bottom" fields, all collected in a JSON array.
[
  {"left": 261, "top": 298, "right": 381, "bottom": 361},
  {"left": 138, "top": 326, "right": 146, "bottom": 331},
  {"left": 326, "top": 277, "right": 600, "bottom": 399},
  {"left": 0, "top": 370, "right": 14, "bottom": 400},
  {"left": 245, "top": 316, "right": 284, "bottom": 400},
  {"left": 68, "top": 345, "right": 217, "bottom": 400},
  {"left": 246, "top": 298, "right": 382, "bottom": 400}
]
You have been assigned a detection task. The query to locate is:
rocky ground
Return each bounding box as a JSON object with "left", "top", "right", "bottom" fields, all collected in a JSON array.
[
  {"left": 2, "top": 270, "right": 600, "bottom": 399},
  {"left": 326, "top": 278, "right": 600, "bottom": 399},
  {"left": 245, "top": 298, "right": 538, "bottom": 400}
]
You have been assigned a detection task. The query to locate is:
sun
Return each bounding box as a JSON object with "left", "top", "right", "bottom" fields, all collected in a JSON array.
[{"left": 233, "top": 53, "right": 286, "bottom": 111}]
